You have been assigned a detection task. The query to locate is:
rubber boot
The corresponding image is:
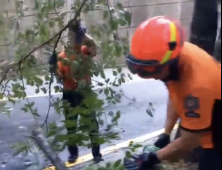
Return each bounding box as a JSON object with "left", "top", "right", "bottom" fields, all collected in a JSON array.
[
  {"left": 92, "top": 144, "right": 103, "bottom": 163},
  {"left": 67, "top": 145, "right": 78, "bottom": 163}
]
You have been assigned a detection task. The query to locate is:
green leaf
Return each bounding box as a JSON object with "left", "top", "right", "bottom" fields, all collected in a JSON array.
[
  {"left": 21, "top": 107, "right": 29, "bottom": 113},
  {"left": 124, "top": 9, "right": 132, "bottom": 26},
  {"left": 78, "top": 80, "right": 86, "bottom": 90},
  {"left": 146, "top": 109, "right": 153, "bottom": 117},
  {"left": 26, "top": 102, "right": 35, "bottom": 108},
  {"left": 104, "top": 88, "right": 109, "bottom": 96},
  {"left": 12, "top": 83, "right": 22, "bottom": 90},
  {"left": 105, "top": 78, "right": 110, "bottom": 83},
  {"left": 117, "top": 67, "right": 122, "bottom": 73},
  {"left": 34, "top": 0, "right": 39, "bottom": 9},
  {"left": 114, "top": 42, "right": 123, "bottom": 57},
  {"left": 49, "top": 20, "right": 55, "bottom": 27},
  {"left": 103, "top": 10, "right": 109, "bottom": 19},
  {"left": 111, "top": 111, "right": 121, "bottom": 122},
  {"left": 39, "top": 24, "right": 47, "bottom": 35},
  {"left": 125, "top": 151, "right": 132, "bottom": 158},
  {"left": 45, "top": 74, "right": 50, "bottom": 81},
  {"left": 113, "top": 71, "right": 118, "bottom": 76},
  {"left": 83, "top": 3, "right": 90, "bottom": 13},
  {"left": 54, "top": 86, "right": 60, "bottom": 93},
  {"left": 128, "top": 73, "right": 133, "bottom": 80},
  {"left": 33, "top": 111, "right": 41, "bottom": 117},
  {"left": 100, "top": 71, "right": 106, "bottom": 79},
  {"left": 33, "top": 76, "right": 43, "bottom": 85},
  {"left": 133, "top": 144, "right": 143, "bottom": 148},
  {"left": 83, "top": 93, "right": 102, "bottom": 109},
  {"left": 109, "top": 18, "right": 119, "bottom": 31},
  {"left": 71, "top": 61, "right": 80, "bottom": 74},
  {"left": 106, "top": 162, "right": 111, "bottom": 168},
  {"left": 128, "top": 141, "right": 133, "bottom": 147},
  {"left": 0, "top": 93, "right": 3, "bottom": 99},
  {"left": 121, "top": 77, "right": 125, "bottom": 83},
  {"left": 99, "top": 89, "right": 103, "bottom": 94},
  {"left": 41, "top": 87, "right": 47, "bottom": 94},
  {"left": 98, "top": 119, "right": 104, "bottom": 126},
  {"left": 118, "top": 78, "right": 122, "bottom": 85},
  {"left": 114, "top": 159, "right": 122, "bottom": 168},
  {"left": 116, "top": 2, "right": 124, "bottom": 10},
  {"left": 8, "top": 98, "right": 16, "bottom": 104}
]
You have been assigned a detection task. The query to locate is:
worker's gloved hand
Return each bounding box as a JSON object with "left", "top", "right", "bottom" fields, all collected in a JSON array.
[
  {"left": 154, "top": 133, "right": 170, "bottom": 149},
  {"left": 143, "top": 145, "right": 160, "bottom": 153},
  {"left": 48, "top": 52, "right": 58, "bottom": 73},
  {"left": 124, "top": 152, "right": 161, "bottom": 170},
  {"left": 69, "top": 19, "right": 86, "bottom": 44}
]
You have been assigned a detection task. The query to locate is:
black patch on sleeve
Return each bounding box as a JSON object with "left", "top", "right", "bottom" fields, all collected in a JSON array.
[
  {"left": 185, "top": 111, "right": 200, "bottom": 118},
  {"left": 184, "top": 95, "right": 200, "bottom": 111}
]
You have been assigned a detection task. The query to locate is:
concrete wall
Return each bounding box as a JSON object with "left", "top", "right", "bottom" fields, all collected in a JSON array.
[
  {"left": 83, "top": 0, "right": 195, "bottom": 64},
  {"left": 0, "top": 0, "right": 194, "bottom": 66},
  {"left": 116, "top": 0, "right": 194, "bottom": 41}
]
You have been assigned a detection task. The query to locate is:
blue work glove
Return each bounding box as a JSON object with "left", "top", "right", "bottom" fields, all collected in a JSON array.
[
  {"left": 69, "top": 19, "right": 86, "bottom": 44},
  {"left": 154, "top": 133, "right": 170, "bottom": 149},
  {"left": 48, "top": 52, "right": 58, "bottom": 73},
  {"left": 124, "top": 152, "right": 161, "bottom": 170}
]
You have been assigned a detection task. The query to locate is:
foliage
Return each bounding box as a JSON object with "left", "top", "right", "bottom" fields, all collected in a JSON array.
[{"left": 0, "top": 0, "right": 136, "bottom": 169}]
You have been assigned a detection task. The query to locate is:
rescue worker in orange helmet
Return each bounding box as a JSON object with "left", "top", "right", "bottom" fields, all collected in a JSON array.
[
  {"left": 124, "top": 16, "right": 221, "bottom": 170},
  {"left": 49, "top": 19, "right": 102, "bottom": 164}
]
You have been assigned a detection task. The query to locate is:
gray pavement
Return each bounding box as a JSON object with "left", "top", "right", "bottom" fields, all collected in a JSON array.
[
  {"left": 73, "top": 136, "right": 160, "bottom": 170},
  {"left": 72, "top": 129, "right": 178, "bottom": 170},
  {"left": 0, "top": 70, "right": 169, "bottom": 170}
]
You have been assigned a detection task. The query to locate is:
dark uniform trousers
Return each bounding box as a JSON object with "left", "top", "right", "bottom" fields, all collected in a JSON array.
[
  {"left": 198, "top": 149, "right": 221, "bottom": 170},
  {"left": 63, "top": 90, "right": 100, "bottom": 158}
]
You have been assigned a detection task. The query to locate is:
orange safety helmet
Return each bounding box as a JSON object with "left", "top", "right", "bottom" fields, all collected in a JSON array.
[{"left": 131, "top": 16, "right": 185, "bottom": 64}]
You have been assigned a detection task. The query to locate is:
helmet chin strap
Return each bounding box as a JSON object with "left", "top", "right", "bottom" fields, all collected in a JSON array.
[{"left": 162, "top": 58, "right": 180, "bottom": 83}]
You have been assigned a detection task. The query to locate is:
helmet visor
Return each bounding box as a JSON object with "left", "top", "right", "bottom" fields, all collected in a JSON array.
[{"left": 125, "top": 54, "right": 168, "bottom": 77}]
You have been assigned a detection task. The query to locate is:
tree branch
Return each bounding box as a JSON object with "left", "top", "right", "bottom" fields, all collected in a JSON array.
[
  {"left": 41, "top": 33, "right": 62, "bottom": 130},
  {"left": 92, "top": 79, "right": 135, "bottom": 101},
  {"left": 31, "top": 128, "right": 68, "bottom": 170}
]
